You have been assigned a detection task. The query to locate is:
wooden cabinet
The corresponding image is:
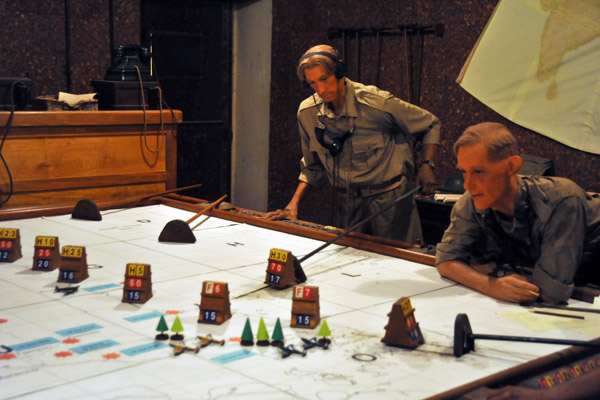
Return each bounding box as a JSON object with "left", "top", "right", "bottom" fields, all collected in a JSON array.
[{"left": 0, "top": 110, "right": 181, "bottom": 209}]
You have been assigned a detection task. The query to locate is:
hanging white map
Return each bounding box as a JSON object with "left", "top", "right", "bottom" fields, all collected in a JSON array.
[{"left": 458, "top": 0, "right": 600, "bottom": 154}]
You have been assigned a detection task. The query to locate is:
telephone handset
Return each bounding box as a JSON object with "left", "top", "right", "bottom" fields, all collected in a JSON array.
[
  {"left": 113, "top": 44, "right": 150, "bottom": 61},
  {"left": 104, "top": 45, "right": 153, "bottom": 82}
]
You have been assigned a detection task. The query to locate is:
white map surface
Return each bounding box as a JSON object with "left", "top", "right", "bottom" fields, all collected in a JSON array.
[{"left": 1, "top": 205, "right": 598, "bottom": 399}]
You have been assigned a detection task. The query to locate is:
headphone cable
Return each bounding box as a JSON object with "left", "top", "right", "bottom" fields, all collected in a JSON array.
[
  {"left": 149, "top": 62, "right": 179, "bottom": 143},
  {"left": 0, "top": 81, "right": 20, "bottom": 207}
]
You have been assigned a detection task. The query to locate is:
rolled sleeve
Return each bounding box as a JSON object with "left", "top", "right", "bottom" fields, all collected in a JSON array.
[
  {"left": 435, "top": 195, "right": 481, "bottom": 265},
  {"left": 532, "top": 267, "right": 573, "bottom": 303},
  {"left": 297, "top": 114, "right": 327, "bottom": 186},
  {"left": 298, "top": 156, "right": 325, "bottom": 186}
]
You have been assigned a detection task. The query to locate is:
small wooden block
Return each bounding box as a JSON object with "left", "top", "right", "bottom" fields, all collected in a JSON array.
[
  {"left": 0, "top": 228, "right": 23, "bottom": 263},
  {"left": 32, "top": 236, "right": 60, "bottom": 271},
  {"left": 122, "top": 263, "right": 153, "bottom": 304},
  {"left": 57, "top": 245, "right": 89, "bottom": 283},
  {"left": 290, "top": 284, "right": 320, "bottom": 329},
  {"left": 198, "top": 280, "right": 231, "bottom": 324},
  {"left": 265, "top": 248, "right": 296, "bottom": 289},
  {"left": 381, "top": 297, "right": 424, "bottom": 349}
]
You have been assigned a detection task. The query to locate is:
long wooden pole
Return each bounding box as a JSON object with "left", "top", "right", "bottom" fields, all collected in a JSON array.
[{"left": 186, "top": 194, "right": 227, "bottom": 224}]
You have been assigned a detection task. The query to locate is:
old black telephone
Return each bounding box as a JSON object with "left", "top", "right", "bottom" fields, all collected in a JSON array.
[
  {"left": 91, "top": 44, "right": 161, "bottom": 110},
  {"left": 104, "top": 45, "right": 153, "bottom": 82}
]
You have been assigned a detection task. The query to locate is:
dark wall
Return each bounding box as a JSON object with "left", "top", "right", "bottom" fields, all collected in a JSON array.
[
  {"left": 268, "top": 0, "right": 600, "bottom": 225},
  {"left": 2, "top": 0, "right": 599, "bottom": 221},
  {"left": 0, "top": 0, "right": 140, "bottom": 96}
]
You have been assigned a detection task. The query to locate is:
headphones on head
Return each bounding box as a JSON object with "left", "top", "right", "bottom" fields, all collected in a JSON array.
[
  {"left": 300, "top": 47, "right": 351, "bottom": 157},
  {"left": 298, "top": 48, "right": 347, "bottom": 88}
]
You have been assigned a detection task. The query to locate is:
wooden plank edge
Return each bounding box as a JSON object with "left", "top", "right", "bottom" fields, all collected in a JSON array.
[
  {"left": 424, "top": 337, "right": 600, "bottom": 400},
  {"left": 13, "top": 172, "right": 167, "bottom": 193},
  {"left": 0, "top": 110, "right": 182, "bottom": 127},
  {"left": 157, "top": 196, "right": 436, "bottom": 266}
]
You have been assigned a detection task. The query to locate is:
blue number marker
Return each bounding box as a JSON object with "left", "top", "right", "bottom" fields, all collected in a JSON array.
[
  {"left": 296, "top": 314, "right": 311, "bottom": 326},
  {"left": 126, "top": 290, "right": 141, "bottom": 301},
  {"left": 60, "top": 270, "right": 75, "bottom": 281},
  {"left": 203, "top": 310, "right": 217, "bottom": 321}
]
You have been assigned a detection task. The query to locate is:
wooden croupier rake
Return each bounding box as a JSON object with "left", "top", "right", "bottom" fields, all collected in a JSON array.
[
  {"left": 453, "top": 313, "right": 600, "bottom": 357},
  {"left": 158, "top": 194, "right": 228, "bottom": 243}
]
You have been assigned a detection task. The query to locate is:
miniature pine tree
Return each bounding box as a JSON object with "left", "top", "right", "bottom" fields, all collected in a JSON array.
[
  {"left": 317, "top": 319, "right": 331, "bottom": 345},
  {"left": 256, "top": 317, "right": 270, "bottom": 346},
  {"left": 270, "top": 317, "right": 284, "bottom": 347},
  {"left": 240, "top": 317, "right": 254, "bottom": 346},
  {"left": 155, "top": 315, "right": 169, "bottom": 340},
  {"left": 170, "top": 315, "right": 184, "bottom": 341}
]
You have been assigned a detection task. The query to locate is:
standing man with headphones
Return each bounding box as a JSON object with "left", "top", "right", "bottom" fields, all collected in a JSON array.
[{"left": 265, "top": 44, "right": 441, "bottom": 244}]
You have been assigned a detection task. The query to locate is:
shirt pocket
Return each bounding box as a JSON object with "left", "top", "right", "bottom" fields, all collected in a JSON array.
[{"left": 350, "top": 131, "right": 386, "bottom": 169}]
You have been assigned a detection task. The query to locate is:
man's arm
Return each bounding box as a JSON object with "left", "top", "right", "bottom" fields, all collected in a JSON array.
[
  {"left": 417, "top": 143, "right": 438, "bottom": 194},
  {"left": 264, "top": 182, "right": 311, "bottom": 220},
  {"left": 383, "top": 96, "right": 441, "bottom": 194},
  {"left": 436, "top": 260, "right": 540, "bottom": 303}
]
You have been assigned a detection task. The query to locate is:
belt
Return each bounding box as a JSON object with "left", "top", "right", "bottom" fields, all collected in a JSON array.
[{"left": 336, "top": 176, "right": 405, "bottom": 198}]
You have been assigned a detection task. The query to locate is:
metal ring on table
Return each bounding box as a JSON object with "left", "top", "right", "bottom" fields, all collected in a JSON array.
[{"left": 351, "top": 353, "right": 377, "bottom": 362}]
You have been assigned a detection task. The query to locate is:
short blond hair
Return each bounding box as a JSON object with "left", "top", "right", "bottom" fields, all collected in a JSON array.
[
  {"left": 297, "top": 44, "right": 341, "bottom": 82},
  {"left": 454, "top": 122, "right": 518, "bottom": 162}
]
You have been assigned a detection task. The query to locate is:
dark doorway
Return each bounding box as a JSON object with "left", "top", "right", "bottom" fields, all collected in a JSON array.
[{"left": 141, "top": 0, "right": 232, "bottom": 200}]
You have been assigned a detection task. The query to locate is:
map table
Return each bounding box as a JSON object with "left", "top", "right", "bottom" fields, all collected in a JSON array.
[{"left": 1, "top": 203, "right": 598, "bottom": 399}]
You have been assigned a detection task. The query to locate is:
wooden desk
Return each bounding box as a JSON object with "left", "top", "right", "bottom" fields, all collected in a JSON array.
[{"left": 0, "top": 110, "right": 181, "bottom": 209}]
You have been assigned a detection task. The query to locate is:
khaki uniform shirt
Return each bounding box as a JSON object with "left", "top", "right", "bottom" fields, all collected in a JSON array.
[
  {"left": 436, "top": 176, "right": 600, "bottom": 303},
  {"left": 297, "top": 79, "right": 440, "bottom": 188}
]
